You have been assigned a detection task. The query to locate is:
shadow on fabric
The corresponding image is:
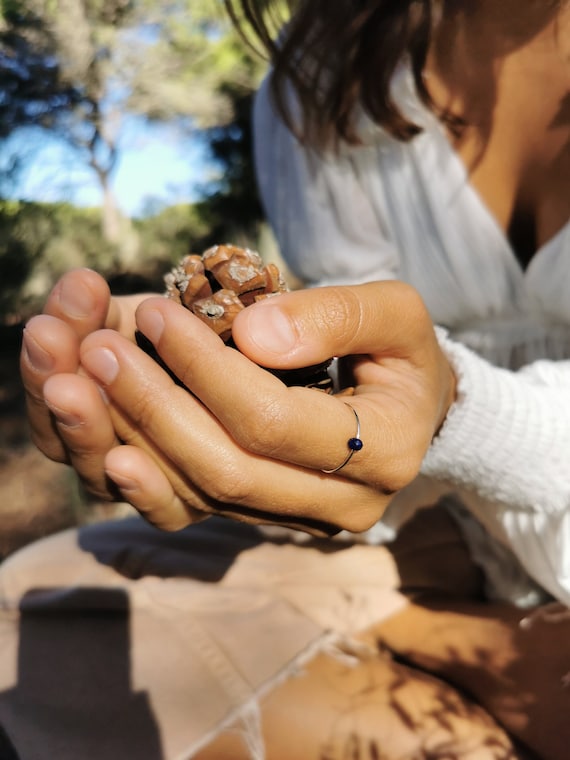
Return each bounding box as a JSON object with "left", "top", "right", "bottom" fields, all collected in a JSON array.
[
  {"left": 78, "top": 515, "right": 270, "bottom": 582},
  {"left": 0, "top": 587, "right": 163, "bottom": 760}
]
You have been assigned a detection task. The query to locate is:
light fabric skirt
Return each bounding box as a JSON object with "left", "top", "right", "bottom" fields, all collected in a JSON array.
[{"left": 0, "top": 516, "right": 408, "bottom": 760}]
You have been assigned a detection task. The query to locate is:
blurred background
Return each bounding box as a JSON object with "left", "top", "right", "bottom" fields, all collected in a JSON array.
[{"left": 0, "top": 0, "right": 290, "bottom": 557}]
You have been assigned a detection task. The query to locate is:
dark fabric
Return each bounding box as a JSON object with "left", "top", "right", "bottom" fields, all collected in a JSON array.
[{"left": 0, "top": 723, "right": 20, "bottom": 760}]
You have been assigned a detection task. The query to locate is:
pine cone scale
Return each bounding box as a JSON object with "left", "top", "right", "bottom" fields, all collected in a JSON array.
[{"left": 161, "top": 244, "right": 334, "bottom": 393}]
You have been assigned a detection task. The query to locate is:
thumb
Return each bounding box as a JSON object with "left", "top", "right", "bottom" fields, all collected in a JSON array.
[{"left": 232, "top": 281, "right": 433, "bottom": 368}]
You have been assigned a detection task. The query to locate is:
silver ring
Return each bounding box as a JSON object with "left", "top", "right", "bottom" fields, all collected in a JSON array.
[{"left": 321, "top": 404, "right": 363, "bottom": 474}]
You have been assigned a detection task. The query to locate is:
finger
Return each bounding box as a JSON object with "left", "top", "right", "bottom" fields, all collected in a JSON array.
[
  {"left": 105, "top": 442, "right": 342, "bottom": 537},
  {"left": 43, "top": 373, "right": 121, "bottom": 499},
  {"left": 105, "top": 403, "right": 214, "bottom": 525},
  {"left": 44, "top": 267, "right": 155, "bottom": 340},
  {"left": 21, "top": 315, "right": 82, "bottom": 462},
  {"left": 80, "top": 328, "right": 385, "bottom": 532},
  {"left": 135, "top": 298, "right": 422, "bottom": 490},
  {"left": 232, "top": 280, "right": 433, "bottom": 368},
  {"left": 236, "top": 281, "right": 450, "bottom": 445},
  {"left": 22, "top": 269, "right": 124, "bottom": 462},
  {"left": 104, "top": 445, "right": 208, "bottom": 530},
  {"left": 44, "top": 268, "right": 112, "bottom": 338},
  {"left": 40, "top": 365, "right": 214, "bottom": 520}
]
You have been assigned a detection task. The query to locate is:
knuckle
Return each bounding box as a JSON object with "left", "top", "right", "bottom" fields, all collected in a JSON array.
[
  {"left": 29, "top": 430, "right": 68, "bottom": 464},
  {"left": 370, "top": 421, "right": 424, "bottom": 493},
  {"left": 322, "top": 487, "right": 389, "bottom": 534},
  {"left": 125, "top": 385, "right": 161, "bottom": 428},
  {"left": 340, "top": 503, "right": 385, "bottom": 534},
  {"left": 233, "top": 397, "right": 290, "bottom": 456},
  {"left": 378, "top": 453, "right": 420, "bottom": 493},
  {"left": 319, "top": 288, "right": 364, "bottom": 348},
  {"left": 206, "top": 458, "right": 255, "bottom": 506},
  {"left": 211, "top": 477, "right": 251, "bottom": 507}
]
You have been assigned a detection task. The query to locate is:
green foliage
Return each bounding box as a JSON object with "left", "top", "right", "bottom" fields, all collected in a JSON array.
[
  {"left": 134, "top": 203, "right": 211, "bottom": 263},
  {"left": 125, "top": 0, "right": 268, "bottom": 128},
  {"left": 0, "top": 7, "right": 80, "bottom": 141},
  {"left": 0, "top": 200, "right": 113, "bottom": 318},
  {"left": 1, "top": 0, "right": 275, "bottom": 320},
  {"left": 0, "top": 200, "right": 51, "bottom": 318},
  {"left": 198, "top": 88, "right": 264, "bottom": 247},
  {"left": 0, "top": 195, "right": 262, "bottom": 322},
  {"left": 138, "top": 1, "right": 270, "bottom": 247}
]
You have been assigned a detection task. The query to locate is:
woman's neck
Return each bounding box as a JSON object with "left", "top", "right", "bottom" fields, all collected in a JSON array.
[
  {"left": 428, "top": 0, "right": 569, "bottom": 123},
  {"left": 428, "top": 0, "right": 569, "bottom": 267}
]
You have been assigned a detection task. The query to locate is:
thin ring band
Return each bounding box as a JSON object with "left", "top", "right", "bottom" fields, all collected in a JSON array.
[{"left": 321, "top": 405, "right": 363, "bottom": 474}]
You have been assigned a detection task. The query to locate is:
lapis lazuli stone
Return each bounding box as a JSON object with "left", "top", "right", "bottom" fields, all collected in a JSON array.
[{"left": 348, "top": 437, "right": 363, "bottom": 451}]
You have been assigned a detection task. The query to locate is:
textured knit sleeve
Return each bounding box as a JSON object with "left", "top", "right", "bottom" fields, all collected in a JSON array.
[
  {"left": 421, "top": 330, "right": 570, "bottom": 602},
  {"left": 253, "top": 77, "right": 399, "bottom": 287}
]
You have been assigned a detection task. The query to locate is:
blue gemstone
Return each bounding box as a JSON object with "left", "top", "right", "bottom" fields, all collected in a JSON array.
[{"left": 348, "top": 437, "right": 363, "bottom": 451}]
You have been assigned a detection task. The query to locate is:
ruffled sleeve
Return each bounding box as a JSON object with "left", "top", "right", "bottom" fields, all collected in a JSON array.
[{"left": 422, "top": 330, "right": 570, "bottom": 603}]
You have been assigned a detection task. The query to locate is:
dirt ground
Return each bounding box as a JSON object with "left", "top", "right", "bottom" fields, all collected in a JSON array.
[{"left": 0, "top": 326, "right": 131, "bottom": 561}]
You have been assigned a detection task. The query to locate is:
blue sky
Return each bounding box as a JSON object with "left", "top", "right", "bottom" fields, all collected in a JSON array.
[{"left": 3, "top": 117, "right": 211, "bottom": 217}]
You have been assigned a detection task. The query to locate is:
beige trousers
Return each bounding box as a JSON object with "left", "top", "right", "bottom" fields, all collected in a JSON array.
[{"left": 0, "top": 515, "right": 408, "bottom": 760}]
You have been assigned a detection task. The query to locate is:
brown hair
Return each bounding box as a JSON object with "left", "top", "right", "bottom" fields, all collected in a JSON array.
[{"left": 225, "top": 0, "right": 446, "bottom": 146}]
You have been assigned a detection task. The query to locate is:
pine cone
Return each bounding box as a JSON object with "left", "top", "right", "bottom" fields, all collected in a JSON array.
[
  {"left": 141, "top": 244, "right": 335, "bottom": 392},
  {"left": 164, "top": 244, "right": 288, "bottom": 342}
]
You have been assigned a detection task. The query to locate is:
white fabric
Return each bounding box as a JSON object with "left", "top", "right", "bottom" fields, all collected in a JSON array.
[
  {"left": 253, "top": 70, "right": 570, "bottom": 605},
  {"left": 254, "top": 71, "right": 570, "bottom": 368},
  {"left": 423, "top": 333, "right": 570, "bottom": 605}
]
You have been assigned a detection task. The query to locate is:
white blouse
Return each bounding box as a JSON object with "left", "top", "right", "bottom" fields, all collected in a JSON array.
[
  {"left": 253, "top": 71, "right": 570, "bottom": 605},
  {"left": 254, "top": 71, "right": 570, "bottom": 366}
]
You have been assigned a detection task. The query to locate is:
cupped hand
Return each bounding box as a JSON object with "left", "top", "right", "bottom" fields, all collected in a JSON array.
[
  {"left": 20, "top": 268, "right": 155, "bottom": 498},
  {"left": 78, "top": 280, "right": 456, "bottom": 533}
]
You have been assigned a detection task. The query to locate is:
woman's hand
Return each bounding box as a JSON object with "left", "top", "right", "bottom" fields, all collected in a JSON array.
[
  {"left": 20, "top": 268, "right": 154, "bottom": 499},
  {"left": 77, "top": 280, "right": 456, "bottom": 533}
]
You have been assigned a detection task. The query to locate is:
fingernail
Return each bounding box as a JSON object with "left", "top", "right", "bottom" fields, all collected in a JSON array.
[
  {"left": 58, "top": 277, "right": 96, "bottom": 319},
  {"left": 137, "top": 309, "right": 164, "bottom": 345},
  {"left": 45, "top": 403, "right": 82, "bottom": 429},
  {"left": 105, "top": 470, "right": 138, "bottom": 492},
  {"left": 22, "top": 330, "right": 55, "bottom": 373},
  {"left": 82, "top": 347, "right": 119, "bottom": 385},
  {"left": 247, "top": 304, "right": 297, "bottom": 355}
]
